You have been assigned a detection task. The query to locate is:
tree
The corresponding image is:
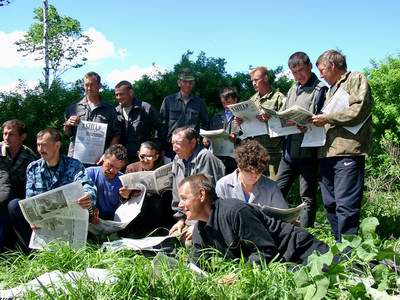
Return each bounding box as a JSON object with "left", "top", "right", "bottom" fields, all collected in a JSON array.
[{"left": 15, "top": 4, "right": 92, "bottom": 87}]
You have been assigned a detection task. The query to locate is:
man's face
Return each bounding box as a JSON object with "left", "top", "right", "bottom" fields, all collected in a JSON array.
[
  {"left": 115, "top": 85, "right": 133, "bottom": 107},
  {"left": 239, "top": 169, "right": 262, "bottom": 186},
  {"left": 102, "top": 154, "right": 126, "bottom": 180},
  {"left": 84, "top": 76, "right": 100, "bottom": 98},
  {"left": 220, "top": 95, "right": 237, "bottom": 109},
  {"left": 178, "top": 182, "right": 204, "bottom": 221},
  {"left": 37, "top": 133, "right": 60, "bottom": 163},
  {"left": 178, "top": 80, "right": 194, "bottom": 96},
  {"left": 137, "top": 146, "right": 159, "bottom": 170},
  {"left": 317, "top": 63, "right": 337, "bottom": 86},
  {"left": 251, "top": 70, "right": 268, "bottom": 93},
  {"left": 2, "top": 125, "right": 25, "bottom": 150},
  {"left": 290, "top": 64, "right": 312, "bottom": 86},
  {"left": 171, "top": 131, "right": 196, "bottom": 160}
]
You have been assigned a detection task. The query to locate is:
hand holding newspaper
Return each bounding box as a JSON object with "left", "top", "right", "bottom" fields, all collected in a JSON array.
[
  {"left": 262, "top": 104, "right": 314, "bottom": 126},
  {"left": 119, "top": 162, "right": 173, "bottom": 194},
  {"left": 256, "top": 202, "right": 307, "bottom": 223},
  {"left": 18, "top": 181, "right": 89, "bottom": 249},
  {"left": 88, "top": 183, "right": 146, "bottom": 235}
]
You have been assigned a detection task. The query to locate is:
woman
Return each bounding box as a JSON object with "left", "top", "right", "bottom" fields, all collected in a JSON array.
[{"left": 216, "top": 140, "right": 288, "bottom": 208}]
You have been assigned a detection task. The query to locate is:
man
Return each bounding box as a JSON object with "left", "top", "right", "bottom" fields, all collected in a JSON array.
[
  {"left": 168, "top": 127, "right": 225, "bottom": 239},
  {"left": 125, "top": 141, "right": 175, "bottom": 235},
  {"left": 276, "top": 52, "right": 327, "bottom": 228},
  {"left": 8, "top": 128, "right": 97, "bottom": 250},
  {"left": 178, "top": 174, "right": 328, "bottom": 265},
  {"left": 205, "top": 87, "right": 241, "bottom": 174},
  {"left": 160, "top": 68, "right": 210, "bottom": 157},
  {"left": 1, "top": 120, "right": 37, "bottom": 199},
  {"left": 245, "top": 66, "right": 285, "bottom": 179},
  {"left": 312, "top": 50, "right": 372, "bottom": 241},
  {"left": 64, "top": 72, "right": 121, "bottom": 161},
  {"left": 114, "top": 81, "right": 166, "bottom": 163},
  {"left": 86, "top": 144, "right": 130, "bottom": 222},
  {"left": 0, "top": 120, "right": 36, "bottom": 250}
]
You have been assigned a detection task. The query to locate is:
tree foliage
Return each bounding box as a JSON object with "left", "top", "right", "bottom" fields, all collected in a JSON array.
[{"left": 15, "top": 5, "right": 92, "bottom": 84}]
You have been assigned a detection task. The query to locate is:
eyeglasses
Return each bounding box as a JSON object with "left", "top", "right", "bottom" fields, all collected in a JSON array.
[{"left": 139, "top": 154, "right": 156, "bottom": 161}]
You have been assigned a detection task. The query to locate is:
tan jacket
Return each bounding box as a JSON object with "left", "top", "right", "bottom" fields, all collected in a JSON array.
[{"left": 320, "top": 71, "right": 373, "bottom": 158}]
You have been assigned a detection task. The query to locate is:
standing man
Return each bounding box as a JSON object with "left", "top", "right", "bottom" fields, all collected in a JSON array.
[
  {"left": 246, "top": 66, "right": 285, "bottom": 179},
  {"left": 312, "top": 50, "right": 372, "bottom": 241},
  {"left": 160, "top": 68, "right": 210, "bottom": 157},
  {"left": 168, "top": 127, "right": 225, "bottom": 240},
  {"left": 8, "top": 128, "right": 97, "bottom": 250},
  {"left": 114, "top": 80, "right": 166, "bottom": 163},
  {"left": 276, "top": 52, "right": 327, "bottom": 228},
  {"left": 64, "top": 72, "right": 121, "bottom": 161}
]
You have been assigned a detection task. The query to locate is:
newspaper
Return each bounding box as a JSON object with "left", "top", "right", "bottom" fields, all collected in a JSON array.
[
  {"left": 267, "top": 116, "right": 301, "bottom": 137},
  {"left": 301, "top": 125, "right": 326, "bottom": 147},
  {"left": 228, "top": 100, "right": 268, "bottom": 138},
  {"left": 88, "top": 183, "right": 146, "bottom": 235},
  {"left": 263, "top": 104, "right": 313, "bottom": 126},
  {"left": 200, "top": 128, "right": 235, "bottom": 158},
  {"left": 257, "top": 202, "right": 307, "bottom": 223},
  {"left": 18, "top": 181, "right": 89, "bottom": 250},
  {"left": 119, "top": 162, "right": 173, "bottom": 194},
  {"left": 102, "top": 235, "right": 176, "bottom": 252},
  {"left": 0, "top": 268, "right": 117, "bottom": 299},
  {"left": 322, "top": 87, "right": 370, "bottom": 135},
  {"left": 73, "top": 121, "right": 107, "bottom": 164}
]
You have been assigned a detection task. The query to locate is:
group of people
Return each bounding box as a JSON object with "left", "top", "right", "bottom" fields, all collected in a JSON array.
[{"left": 0, "top": 48, "right": 372, "bottom": 266}]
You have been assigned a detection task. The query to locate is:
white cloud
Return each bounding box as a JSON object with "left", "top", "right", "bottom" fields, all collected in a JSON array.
[
  {"left": 84, "top": 27, "right": 127, "bottom": 62},
  {"left": 0, "top": 79, "right": 39, "bottom": 94},
  {"left": 106, "top": 64, "right": 166, "bottom": 87},
  {"left": 0, "top": 31, "right": 42, "bottom": 68}
]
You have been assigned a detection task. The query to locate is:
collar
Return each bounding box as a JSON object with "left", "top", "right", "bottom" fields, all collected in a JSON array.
[
  {"left": 78, "top": 96, "right": 105, "bottom": 108},
  {"left": 175, "top": 92, "right": 193, "bottom": 102},
  {"left": 297, "top": 73, "right": 318, "bottom": 90}
]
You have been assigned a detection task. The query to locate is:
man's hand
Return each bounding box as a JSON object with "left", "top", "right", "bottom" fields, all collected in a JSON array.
[
  {"left": 229, "top": 133, "right": 237, "bottom": 143},
  {"left": 65, "top": 115, "right": 81, "bottom": 127},
  {"left": 182, "top": 225, "right": 194, "bottom": 241},
  {"left": 256, "top": 113, "right": 270, "bottom": 122},
  {"left": 169, "top": 219, "right": 186, "bottom": 236},
  {"left": 89, "top": 208, "right": 100, "bottom": 225},
  {"left": 77, "top": 193, "right": 92, "bottom": 209},
  {"left": 234, "top": 116, "right": 243, "bottom": 126},
  {"left": 312, "top": 114, "right": 329, "bottom": 127},
  {"left": 119, "top": 186, "right": 131, "bottom": 200}
]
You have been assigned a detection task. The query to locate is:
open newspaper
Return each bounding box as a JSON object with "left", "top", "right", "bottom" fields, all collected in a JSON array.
[
  {"left": 119, "top": 162, "right": 173, "bottom": 194},
  {"left": 262, "top": 104, "right": 314, "bottom": 126},
  {"left": 18, "top": 181, "right": 89, "bottom": 250},
  {"left": 88, "top": 183, "right": 146, "bottom": 235},
  {"left": 73, "top": 121, "right": 107, "bottom": 164},
  {"left": 200, "top": 128, "right": 234, "bottom": 158},
  {"left": 257, "top": 202, "right": 307, "bottom": 223},
  {"left": 228, "top": 100, "right": 268, "bottom": 138}
]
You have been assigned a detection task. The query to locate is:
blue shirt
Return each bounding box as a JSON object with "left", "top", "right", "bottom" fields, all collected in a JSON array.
[
  {"left": 86, "top": 166, "right": 122, "bottom": 220},
  {"left": 26, "top": 155, "right": 97, "bottom": 204}
]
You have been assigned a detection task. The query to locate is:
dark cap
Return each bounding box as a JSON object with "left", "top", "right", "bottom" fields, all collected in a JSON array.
[{"left": 178, "top": 68, "right": 195, "bottom": 81}]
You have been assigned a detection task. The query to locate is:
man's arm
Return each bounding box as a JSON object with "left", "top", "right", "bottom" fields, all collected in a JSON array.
[{"left": 73, "top": 165, "right": 97, "bottom": 206}]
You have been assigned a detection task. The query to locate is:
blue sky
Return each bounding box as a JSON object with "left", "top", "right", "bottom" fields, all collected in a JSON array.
[{"left": 0, "top": 0, "right": 399, "bottom": 91}]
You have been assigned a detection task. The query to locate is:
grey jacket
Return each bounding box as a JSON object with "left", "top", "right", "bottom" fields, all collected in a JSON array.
[
  {"left": 215, "top": 170, "right": 288, "bottom": 208},
  {"left": 171, "top": 146, "right": 225, "bottom": 219}
]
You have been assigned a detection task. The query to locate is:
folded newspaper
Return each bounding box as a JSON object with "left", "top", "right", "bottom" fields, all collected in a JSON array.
[
  {"left": 102, "top": 235, "right": 176, "bottom": 252},
  {"left": 256, "top": 202, "right": 307, "bottom": 223},
  {"left": 200, "top": 128, "right": 235, "bottom": 158},
  {"left": 119, "top": 162, "right": 173, "bottom": 194},
  {"left": 18, "top": 181, "right": 89, "bottom": 250},
  {"left": 262, "top": 104, "right": 313, "bottom": 126},
  {"left": 88, "top": 183, "right": 146, "bottom": 235}
]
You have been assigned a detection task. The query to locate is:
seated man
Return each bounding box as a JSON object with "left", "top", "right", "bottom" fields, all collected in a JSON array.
[
  {"left": 169, "top": 127, "right": 225, "bottom": 240},
  {"left": 8, "top": 128, "right": 96, "bottom": 250},
  {"left": 216, "top": 140, "right": 288, "bottom": 208},
  {"left": 179, "top": 174, "right": 328, "bottom": 265},
  {"left": 86, "top": 144, "right": 130, "bottom": 222},
  {"left": 124, "top": 141, "right": 175, "bottom": 236}
]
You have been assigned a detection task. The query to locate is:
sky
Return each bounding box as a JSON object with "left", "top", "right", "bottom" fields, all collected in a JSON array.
[{"left": 0, "top": 0, "right": 399, "bottom": 92}]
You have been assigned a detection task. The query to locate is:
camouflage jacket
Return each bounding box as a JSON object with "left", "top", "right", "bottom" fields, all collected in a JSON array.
[{"left": 320, "top": 71, "right": 373, "bottom": 157}]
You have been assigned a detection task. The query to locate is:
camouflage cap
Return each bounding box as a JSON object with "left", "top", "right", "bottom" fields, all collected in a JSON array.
[{"left": 178, "top": 68, "right": 195, "bottom": 81}]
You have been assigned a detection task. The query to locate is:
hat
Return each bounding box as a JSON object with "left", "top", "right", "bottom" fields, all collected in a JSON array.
[{"left": 178, "top": 68, "right": 195, "bottom": 81}]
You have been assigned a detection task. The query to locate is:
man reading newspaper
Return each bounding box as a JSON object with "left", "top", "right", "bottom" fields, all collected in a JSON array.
[{"left": 8, "top": 128, "right": 96, "bottom": 251}]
